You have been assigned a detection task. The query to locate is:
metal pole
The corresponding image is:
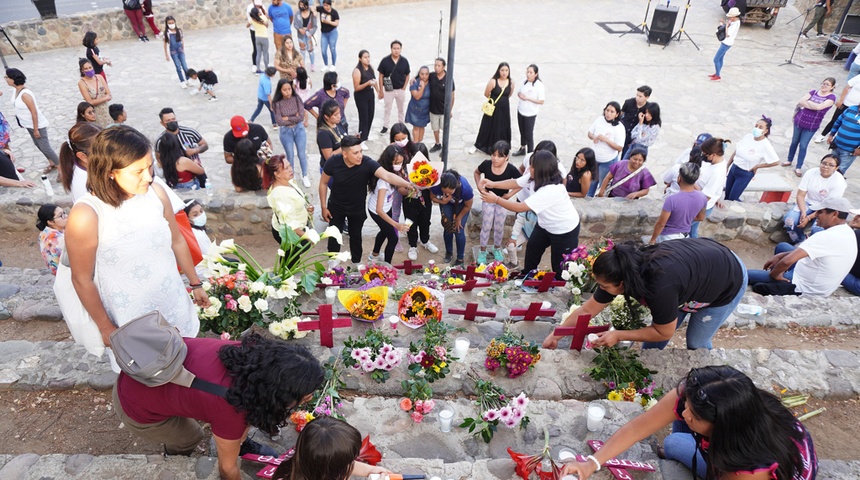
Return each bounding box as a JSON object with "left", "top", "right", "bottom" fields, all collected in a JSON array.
[{"left": 441, "top": 0, "right": 458, "bottom": 171}]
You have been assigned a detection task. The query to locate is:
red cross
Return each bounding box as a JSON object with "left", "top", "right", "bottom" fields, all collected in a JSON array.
[
  {"left": 446, "top": 279, "right": 492, "bottom": 292},
  {"left": 448, "top": 303, "right": 496, "bottom": 321},
  {"left": 297, "top": 304, "right": 352, "bottom": 348},
  {"left": 522, "top": 272, "right": 566, "bottom": 292},
  {"left": 392, "top": 259, "right": 423, "bottom": 275},
  {"left": 509, "top": 302, "right": 556, "bottom": 321},
  {"left": 552, "top": 314, "right": 610, "bottom": 351},
  {"left": 241, "top": 451, "right": 292, "bottom": 479},
  {"left": 316, "top": 282, "right": 345, "bottom": 289},
  {"left": 566, "top": 440, "right": 655, "bottom": 480},
  {"left": 450, "top": 265, "right": 490, "bottom": 281}
]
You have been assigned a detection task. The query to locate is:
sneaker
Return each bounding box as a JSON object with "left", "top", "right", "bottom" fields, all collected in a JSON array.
[
  {"left": 255, "top": 70, "right": 263, "bottom": 75},
  {"left": 429, "top": 143, "right": 442, "bottom": 153},
  {"left": 252, "top": 65, "right": 259, "bottom": 73},
  {"left": 330, "top": 65, "right": 336, "bottom": 72},
  {"left": 421, "top": 241, "right": 439, "bottom": 254},
  {"left": 408, "top": 247, "right": 418, "bottom": 261},
  {"left": 272, "top": 124, "right": 279, "bottom": 130},
  {"left": 444, "top": 253, "right": 453, "bottom": 264},
  {"left": 452, "top": 259, "right": 464, "bottom": 267},
  {"left": 492, "top": 248, "right": 505, "bottom": 262},
  {"left": 156, "top": 32, "right": 164, "bottom": 40},
  {"left": 512, "top": 146, "right": 526, "bottom": 157},
  {"left": 368, "top": 253, "right": 380, "bottom": 262},
  {"left": 138, "top": 36, "right": 146, "bottom": 42},
  {"left": 239, "top": 438, "right": 278, "bottom": 458},
  {"left": 476, "top": 249, "right": 488, "bottom": 265},
  {"left": 813, "top": 134, "right": 827, "bottom": 143},
  {"left": 710, "top": 75, "right": 721, "bottom": 81},
  {"left": 361, "top": 141, "right": 369, "bottom": 151},
  {"left": 801, "top": 33, "right": 810, "bottom": 39},
  {"left": 468, "top": 146, "right": 477, "bottom": 154},
  {"left": 380, "top": 127, "right": 389, "bottom": 134},
  {"left": 817, "top": 33, "right": 827, "bottom": 38},
  {"left": 209, "top": 96, "right": 219, "bottom": 102},
  {"left": 180, "top": 81, "right": 187, "bottom": 89},
  {"left": 186, "top": 79, "right": 194, "bottom": 87},
  {"left": 302, "top": 176, "right": 311, "bottom": 188}
]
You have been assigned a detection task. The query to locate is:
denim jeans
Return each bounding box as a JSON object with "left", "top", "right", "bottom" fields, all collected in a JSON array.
[
  {"left": 713, "top": 42, "right": 731, "bottom": 76},
  {"left": 834, "top": 147, "right": 857, "bottom": 175},
  {"left": 783, "top": 207, "right": 822, "bottom": 244},
  {"left": 588, "top": 156, "right": 618, "bottom": 197},
  {"left": 850, "top": 62, "right": 860, "bottom": 82},
  {"left": 663, "top": 421, "right": 708, "bottom": 479},
  {"left": 296, "top": 32, "right": 315, "bottom": 66},
  {"left": 170, "top": 52, "right": 189, "bottom": 82},
  {"left": 320, "top": 29, "right": 338, "bottom": 66},
  {"left": 843, "top": 273, "right": 860, "bottom": 295},
  {"left": 787, "top": 125, "right": 816, "bottom": 169},
  {"left": 747, "top": 242, "right": 796, "bottom": 284},
  {"left": 175, "top": 178, "right": 200, "bottom": 190},
  {"left": 643, "top": 253, "right": 747, "bottom": 350},
  {"left": 440, "top": 203, "right": 469, "bottom": 261},
  {"left": 724, "top": 164, "right": 755, "bottom": 201},
  {"left": 279, "top": 124, "right": 308, "bottom": 177},
  {"left": 689, "top": 206, "right": 714, "bottom": 239},
  {"left": 250, "top": 98, "right": 276, "bottom": 125}
]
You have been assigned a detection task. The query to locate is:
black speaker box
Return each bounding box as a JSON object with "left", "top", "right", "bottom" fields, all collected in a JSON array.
[{"left": 648, "top": 5, "right": 679, "bottom": 45}]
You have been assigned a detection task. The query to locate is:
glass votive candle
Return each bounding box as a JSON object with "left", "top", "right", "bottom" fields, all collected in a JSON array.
[
  {"left": 453, "top": 337, "right": 470, "bottom": 361},
  {"left": 388, "top": 315, "right": 399, "bottom": 330},
  {"left": 437, "top": 408, "right": 454, "bottom": 432},
  {"left": 586, "top": 402, "right": 606, "bottom": 432},
  {"left": 324, "top": 287, "right": 337, "bottom": 304}
]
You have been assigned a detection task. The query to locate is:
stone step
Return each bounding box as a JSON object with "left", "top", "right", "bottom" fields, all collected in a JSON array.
[{"left": 2, "top": 340, "right": 858, "bottom": 400}]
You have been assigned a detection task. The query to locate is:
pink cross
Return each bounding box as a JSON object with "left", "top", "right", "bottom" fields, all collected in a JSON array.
[
  {"left": 446, "top": 279, "right": 492, "bottom": 292},
  {"left": 450, "top": 265, "right": 490, "bottom": 281},
  {"left": 393, "top": 259, "right": 423, "bottom": 275},
  {"left": 297, "top": 304, "right": 352, "bottom": 348},
  {"left": 241, "top": 451, "right": 292, "bottom": 479},
  {"left": 552, "top": 314, "right": 610, "bottom": 351},
  {"left": 448, "top": 302, "right": 496, "bottom": 321},
  {"left": 567, "top": 440, "right": 655, "bottom": 480},
  {"left": 522, "top": 271, "right": 566, "bottom": 292},
  {"left": 509, "top": 302, "right": 556, "bottom": 321}
]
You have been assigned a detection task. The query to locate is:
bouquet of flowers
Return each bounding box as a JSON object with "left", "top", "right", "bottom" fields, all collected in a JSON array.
[
  {"left": 604, "top": 295, "right": 650, "bottom": 331},
  {"left": 399, "top": 377, "right": 435, "bottom": 423},
  {"left": 483, "top": 260, "right": 509, "bottom": 283},
  {"left": 398, "top": 286, "right": 444, "bottom": 328},
  {"left": 362, "top": 262, "right": 399, "bottom": 287},
  {"left": 267, "top": 316, "right": 312, "bottom": 340},
  {"left": 290, "top": 356, "right": 346, "bottom": 431},
  {"left": 606, "top": 380, "right": 661, "bottom": 409},
  {"left": 408, "top": 159, "right": 441, "bottom": 188},
  {"left": 559, "top": 238, "right": 615, "bottom": 304},
  {"left": 588, "top": 345, "right": 661, "bottom": 405},
  {"left": 320, "top": 266, "right": 347, "bottom": 286},
  {"left": 199, "top": 270, "right": 273, "bottom": 337},
  {"left": 459, "top": 374, "right": 530, "bottom": 443},
  {"left": 341, "top": 328, "right": 402, "bottom": 383},
  {"left": 484, "top": 324, "right": 541, "bottom": 379},
  {"left": 338, "top": 286, "right": 388, "bottom": 322},
  {"left": 406, "top": 319, "right": 458, "bottom": 382}
]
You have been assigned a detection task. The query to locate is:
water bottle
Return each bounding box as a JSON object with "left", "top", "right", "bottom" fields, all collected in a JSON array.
[
  {"left": 206, "top": 181, "right": 214, "bottom": 197},
  {"left": 41, "top": 175, "right": 54, "bottom": 196},
  {"left": 736, "top": 303, "right": 765, "bottom": 316}
]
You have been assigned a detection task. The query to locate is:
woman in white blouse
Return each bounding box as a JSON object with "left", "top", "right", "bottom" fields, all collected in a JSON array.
[
  {"left": 586, "top": 101, "right": 626, "bottom": 196},
  {"left": 513, "top": 64, "right": 545, "bottom": 157}
]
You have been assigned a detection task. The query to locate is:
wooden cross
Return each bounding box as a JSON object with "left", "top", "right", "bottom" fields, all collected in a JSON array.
[
  {"left": 448, "top": 303, "right": 496, "bottom": 321},
  {"left": 316, "top": 282, "right": 345, "bottom": 289},
  {"left": 522, "top": 272, "right": 566, "bottom": 292},
  {"left": 567, "top": 440, "right": 655, "bottom": 480},
  {"left": 450, "top": 265, "right": 490, "bottom": 281},
  {"left": 446, "top": 279, "right": 492, "bottom": 292},
  {"left": 297, "top": 304, "right": 352, "bottom": 348},
  {"left": 393, "top": 259, "right": 423, "bottom": 275},
  {"left": 509, "top": 302, "right": 556, "bottom": 321},
  {"left": 552, "top": 314, "right": 610, "bottom": 351}
]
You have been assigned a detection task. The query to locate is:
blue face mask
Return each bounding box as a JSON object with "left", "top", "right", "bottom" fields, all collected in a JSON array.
[{"left": 752, "top": 127, "right": 764, "bottom": 138}]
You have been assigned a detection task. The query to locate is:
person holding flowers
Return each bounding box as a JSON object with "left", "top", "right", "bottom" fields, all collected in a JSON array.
[
  {"left": 367, "top": 145, "right": 412, "bottom": 263},
  {"left": 473, "top": 140, "right": 521, "bottom": 264},
  {"left": 430, "top": 170, "right": 474, "bottom": 266},
  {"left": 263, "top": 154, "right": 314, "bottom": 243}
]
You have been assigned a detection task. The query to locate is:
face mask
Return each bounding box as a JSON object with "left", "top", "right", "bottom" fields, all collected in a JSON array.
[
  {"left": 168, "top": 24, "right": 176, "bottom": 29},
  {"left": 84, "top": 70, "right": 95, "bottom": 78},
  {"left": 394, "top": 139, "right": 408, "bottom": 148},
  {"left": 393, "top": 164, "right": 402, "bottom": 172},
  {"left": 752, "top": 127, "right": 764, "bottom": 138},
  {"left": 166, "top": 121, "right": 179, "bottom": 132},
  {"left": 334, "top": 83, "right": 341, "bottom": 90},
  {"left": 191, "top": 212, "right": 207, "bottom": 227}
]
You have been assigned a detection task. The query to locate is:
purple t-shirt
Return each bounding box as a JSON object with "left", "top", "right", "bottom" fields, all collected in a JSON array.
[
  {"left": 794, "top": 90, "right": 836, "bottom": 130},
  {"left": 662, "top": 190, "right": 708, "bottom": 235},
  {"left": 607, "top": 160, "right": 656, "bottom": 198}
]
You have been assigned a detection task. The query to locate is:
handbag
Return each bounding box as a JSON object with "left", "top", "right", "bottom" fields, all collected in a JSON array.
[
  {"left": 383, "top": 76, "right": 394, "bottom": 92},
  {"left": 482, "top": 88, "right": 505, "bottom": 117},
  {"left": 175, "top": 210, "right": 203, "bottom": 273},
  {"left": 123, "top": 0, "right": 141, "bottom": 9},
  {"left": 716, "top": 24, "right": 727, "bottom": 41}
]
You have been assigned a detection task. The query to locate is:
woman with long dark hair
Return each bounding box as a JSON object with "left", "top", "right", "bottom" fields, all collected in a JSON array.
[
  {"left": 562, "top": 366, "right": 818, "bottom": 480},
  {"left": 249, "top": 6, "right": 270, "bottom": 75},
  {"left": 273, "top": 79, "right": 310, "bottom": 187},
  {"left": 293, "top": 1, "right": 318, "bottom": 72},
  {"left": 59, "top": 122, "right": 102, "bottom": 200},
  {"left": 393, "top": 126, "right": 437, "bottom": 260},
  {"left": 158, "top": 132, "right": 205, "bottom": 189},
  {"left": 725, "top": 116, "right": 779, "bottom": 201},
  {"left": 624, "top": 102, "right": 661, "bottom": 159},
  {"left": 230, "top": 138, "right": 263, "bottom": 192},
  {"left": 471, "top": 62, "right": 513, "bottom": 155},
  {"left": 544, "top": 238, "right": 746, "bottom": 350},
  {"left": 275, "top": 36, "right": 304, "bottom": 81},
  {"left": 587, "top": 101, "right": 625, "bottom": 196},
  {"left": 689, "top": 137, "right": 731, "bottom": 238},
  {"left": 513, "top": 64, "right": 545, "bottom": 157},
  {"left": 405, "top": 66, "right": 431, "bottom": 143},
  {"left": 352, "top": 50, "right": 376, "bottom": 146},
  {"left": 36, "top": 204, "right": 66, "bottom": 275},
  {"left": 77, "top": 58, "right": 112, "bottom": 127},
  {"left": 264, "top": 154, "right": 314, "bottom": 243},
  {"left": 77, "top": 102, "right": 97, "bottom": 124},
  {"left": 316, "top": 100, "right": 347, "bottom": 172},
  {"left": 430, "top": 170, "right": 474, "bottom": 266},
  {"left": 367, "top": 145, "right": 411, "bottom": 263},
  {"left": 565, "top": 147, "right": 596, "bottom": 198}
]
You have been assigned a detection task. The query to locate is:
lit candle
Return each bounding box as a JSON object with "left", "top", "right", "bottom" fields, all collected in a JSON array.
[{"left": 453, "top": 337, "right": 470, "bottom": 361}]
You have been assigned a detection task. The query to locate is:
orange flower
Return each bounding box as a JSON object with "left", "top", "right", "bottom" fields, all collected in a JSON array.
[{"left": 399, "top": 398, "right": 413, "bottom": 411}]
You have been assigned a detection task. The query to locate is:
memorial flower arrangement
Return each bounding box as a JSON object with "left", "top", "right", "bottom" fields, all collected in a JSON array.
[
  {"left": 477, "top": 260, "right": 509, "bottom": 282},
  {"left": 362, "top": 262, "right": 399, "bottom": 287},
  {"left": 589, "top": 342, "right": 661, "bottom": 405},
  {"left": 399, "top": 377, "right": 435, "bottom": 423},
  {"left": 605, "top": 295, "right": 650, "bottom": 331},
  {"left": 408, "top": 159, "right": 440, "bottom": 188},
  {"left": 267, "top": 316, "right": 312, "bottom": 340},
  {"left": 320, "top": 266, "right": 348, "bottom": 286},
  {"left": 460, "top": 374, "right": 530, "bottom": 444},
  {"left": 559, "top": 238, "right": 614, "bottom": 304},
  {"left": 290, "top": 356, "right": 346, "bottom": 431},
  {"left": 406, "top": 319, "right": 458, "bottom": 382},
  {"left": 484, "top": 325, "right": 541, "bottom": 379},
  {"left": 338, "top": 286, "right": 388, "bottom": 322},
  {"left": 398, "top": 286, "right": 444, "bottom": 328},
  {"left": 199, "top": 270, "right": 277, "bottom": 337},
  {"left": 341, "top": 328, "right": 402, "bottom": 383},
  {"left": 507, "top": 428, "right": 563, "bottom": 480}
]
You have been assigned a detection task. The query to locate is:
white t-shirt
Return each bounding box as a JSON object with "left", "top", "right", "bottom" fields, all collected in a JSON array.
[
  {"left": 516, "top": 80, "right": 545, "bottom": 117},
  {"left": 71, "top": 165, "right": 88, "bottom": 202},
  {"left": 524, "top": 183, "right": 580, "bottom": 234},
  {"left": 843, "top": 75, "right": 860, "bottom": 107},
  {"left": 731, "top": 134, "right": 779, "bottom": 171},
  {"left": 796, "top": 169, "right": 847, "bottom": 211},
  {"left": 588, "top": 116, "right": 626, "bottom": 163},
  {"left": 793, "top": 223, "right": 857, "bottom": 296},
  {"left": 367, "top": 178, "right": 395, "bottom": 213},
  {"left": 722, "top": 19, "right": 741, "bottom": 46},
  {"left": 515, "top": 157, "right": 565, "bottom": 202},
  {"left": 700, "top": 160, "right": 726, "bottom": 209}
]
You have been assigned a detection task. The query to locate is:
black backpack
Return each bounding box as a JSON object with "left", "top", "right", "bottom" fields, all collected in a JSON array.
[{"left": 716, "top": 24, "right": 727, "bottom": 42}]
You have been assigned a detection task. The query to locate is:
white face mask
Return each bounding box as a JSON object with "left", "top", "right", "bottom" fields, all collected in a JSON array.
[
  {"left": 191, "top": 212, "right": 207, "bottom": 227},
  {"left": 168, "top": 24, "right": 176, "bottom": 29},
  {"left": 393, "top": 164, "right": 402, "bottom": 172},
  {"left": 394, "top": 139, "right": 408, "bottom": 148}
]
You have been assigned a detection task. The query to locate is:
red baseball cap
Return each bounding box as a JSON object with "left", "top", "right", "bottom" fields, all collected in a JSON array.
[{"left": 230, "top": 116, "right": 249, "bottom": 138}]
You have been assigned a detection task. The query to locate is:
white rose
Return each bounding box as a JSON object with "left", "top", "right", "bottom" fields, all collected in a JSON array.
[
  {"left": 269, "top": 321, "right": 285, "bottom": 337},
  {"left": 293, "top": 317, "right": 311, "bottom": 338},
  {"left": 266, "top": 285, "right": 278, "bottom": 298},
  {"left": 321, "top": 225, "right": 344, "bottom": 245},
  {"left": 571, "top": 287, "right": 581, "bottom": 296},
  {"left": 250, "top": 282, "right": 267, "bottom": 294},
  {"left": 301, "top": 229, "right": 321, "bottom": 244},
  {"left": 561, "top": 270, "right": 572, "bottom": 281},
  {"left": 254, "top": 298, "right": 269, "bottom": 312},
  {"left": 237, "top": 295, "right": 253, "bottom": 312},
  {"left": 202, "top": 281, "right": 212, "bottom": 292}
]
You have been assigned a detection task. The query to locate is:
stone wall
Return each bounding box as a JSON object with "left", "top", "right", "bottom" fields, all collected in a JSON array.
[
  {"left": 793, "top": 0, "right": 860, "bottom": 33},
  {"left": 0, "top": 0, "right": 426, "bottom": 56}
]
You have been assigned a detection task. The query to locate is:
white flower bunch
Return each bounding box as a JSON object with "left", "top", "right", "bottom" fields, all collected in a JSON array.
[{"left": 268, "top": 316, "right": 311, "bottom": 340}]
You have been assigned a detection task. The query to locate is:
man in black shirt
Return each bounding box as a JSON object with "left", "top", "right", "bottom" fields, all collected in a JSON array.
[
  {"left": 222, "top": 115, "right": 271, "bottom": 164},
  {"left": 619, "top": 85, "right": 651, "bottom": 158},
  {"left": 376, "top": 40, "right": 410, "bottom": 134},
  {"left": 319, "top": 136, "right": 416, "bottom": 263},
  {"left": 428, "top": 58, "right": 455, "bottom": 153}
]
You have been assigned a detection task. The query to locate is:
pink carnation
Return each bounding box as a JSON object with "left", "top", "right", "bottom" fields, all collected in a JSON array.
[{"left": 410, "top": 411, "right": 424, "bottom": 423}]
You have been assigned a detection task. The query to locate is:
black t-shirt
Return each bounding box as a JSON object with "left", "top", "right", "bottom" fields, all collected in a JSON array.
[
  {"left": 316, "top": 6, "right": 339, "bottom": 33},
  {"left": 223, "top": 123, "right": 269, "bottom": 155},
  {"left": 197, "top": 70, "right": 218, "bottom": 85},
  {"left": 377, "top": 55, "right": 411, "bottom": 90},
  {"left": 620, "top": 97, "right": 647, "bottom": 133},
  {"left": 851, "top": 230, "right": 860, "bottom": 278},
  {"left": 592, "top": 238, "right": 744, "bottom": 325},
  {"left": 0, "top": 151, "right": 17, "bottom": 181},
  {"left": 317, "top": 124, "right": 347, "bottom": 168},
  {"left": 86, "top": 46, "right": 103, "bottom": 75},
  {"left": 428, "top": 72, "right": 455, "bottom": 115},
  {"left": 477, "top": 160, "right": 521, "bottom": 196},
  {"left": 323, "top": 154, "right": 381, "bottom": 214}
]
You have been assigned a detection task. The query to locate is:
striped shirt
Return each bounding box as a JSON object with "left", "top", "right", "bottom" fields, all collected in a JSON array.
[
  {"left": 154, "top": 126, "right": 204, "bottom": 162},
  {"left": 831, "top": 105, "right": 860, "bottom": 152}
]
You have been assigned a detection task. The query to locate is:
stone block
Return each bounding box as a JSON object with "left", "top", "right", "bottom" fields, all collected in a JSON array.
[
  {"left": 824, "top": 350, "right": 860, "bottom": 368},
  {"left": 723, "top": 214, "right": 745, "bottom": 229},
  {"left": 65, "top": 454, "right": 95, "bottom": 476},
  {"left": 0, "top": 453, "right": 40, "bottom": 478}
]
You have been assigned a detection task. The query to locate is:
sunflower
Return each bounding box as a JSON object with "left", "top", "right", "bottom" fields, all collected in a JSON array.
[
  {"left": 492, "top": 263, "right": 508, "bottom": 281},
  {"left": 533, "top": 271, "right": 547, "bottom": 281},
  {"left": 417, "top": 165, "right": 433, "bottom": 176},
  {"left": 363, "top": 267, "right": 384, "bottom": 283}
]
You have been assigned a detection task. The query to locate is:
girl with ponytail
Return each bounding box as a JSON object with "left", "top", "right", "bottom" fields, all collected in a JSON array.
[{"left": 59, "top": 122, "right": 102, "bottom": 201}]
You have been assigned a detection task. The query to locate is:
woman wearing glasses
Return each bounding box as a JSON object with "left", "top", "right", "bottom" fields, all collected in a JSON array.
[
  {"left": 783, "top": 153, "right": 847, "bottom": 244},
  {"left": 36, "top": 204, "right": 67, "bottom": 275},
  {"left": 561, "top": 366, "right": 818, "bottom": 480},
  {"left": 543, "top": 238, "right": 746, "bottom": 350}
]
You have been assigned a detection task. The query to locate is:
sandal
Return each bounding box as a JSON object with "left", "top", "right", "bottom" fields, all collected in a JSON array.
[
  {"left": 43, "top": 163, "right": 57, "bottom": 174},
  {"left": 780, "top": 161, "right": 793, "bottom": 167},
  {"left": 795, "top": 168, "right": 803, "bottom": 177}
]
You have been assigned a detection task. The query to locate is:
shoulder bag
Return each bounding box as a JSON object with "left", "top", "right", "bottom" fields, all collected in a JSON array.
[
  {"left": 482, "top": 87, "right": 505, "bottom": 117},
  {"left": 605, "top": 163, "right": 647, "bottom": 196}
]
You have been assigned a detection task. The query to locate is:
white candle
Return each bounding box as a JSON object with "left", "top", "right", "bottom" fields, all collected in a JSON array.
[
  {"left": 453, "top": 337, "right": 470, "bottom": 361},
  {"left": 586, "top": 403, "right": 606, "bottom": 432},
  {"left": 437, "top": 408, "right": 454, "bottom": 432},
  {"left": 325, "top": 287, "right": 337, "bottom": 304},
  {"left": 389, "top": 315, "right": 399, "bottom": 330},
  {"left": 541, "top": 301, "right": 551, "bottom": 310}
]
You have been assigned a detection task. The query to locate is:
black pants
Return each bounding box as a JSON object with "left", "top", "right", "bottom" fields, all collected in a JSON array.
[
  {"left": 369, "top": 209, "right": 398, "bottom": 263},
  {"left": 0, "top": 151, "right": 17, "bottom": 180},
  {"left": 355, "top": 91, "right": 375, "bottom": 142},
  {"left": 250, "top": 30, "right": 257, "bottom": 67},
  {"left": 402, "top": 192, "right": 432, "bottom": 247},
  {"left": 523, "top": 223, "right": 580, "bottom": 276},
  {"left": 327, "top": 208, "right": 367, "bottom": 264},
  {"left": 517, "top": 113, "right": 536, "bottom": 152},
  {"left": 821, "top": 104, "right": 846, "bottom": 136}
]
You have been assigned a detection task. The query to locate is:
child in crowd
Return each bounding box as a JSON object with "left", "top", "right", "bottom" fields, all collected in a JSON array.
[
  {"left": 565, "top": 147, "right": 596, "bottom": 198},
  {"left": 82, "top": 31, "right": 111, "bottom": 82},
  {"left": 36, "top": 204, "right": 67, "bottom": 275},
  {"left": 431, "top": 170, "right": 473, "bottom": 266},
  {"left": 598, "top": 147, "right": 656, "bottom": 199},
  {"left": 163, "top": 15, "right": 191, "bottom": 88},
  {"left": 107, "top": 103, "right": 126, "bottom": 128},
  {"left": 648, "top": 162, "right": 707, "bottom": 244},
  {"left": 367, "top": 145, "right": 411, "bottom": 263},
  {"left": 250, "top": 67, "right": 278, "bottom": 129},
  {"left": 183, "top": 200, "right": 211, "bottom": 278},
  {"left": 186, "top": 68, "right": 218, "bottom": 101},
  {"left": 473, "top": 140, "right": 521, "bottom": 264},
  {"left": 293, "top": 66, "right": 313, "bottom": 100}
]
